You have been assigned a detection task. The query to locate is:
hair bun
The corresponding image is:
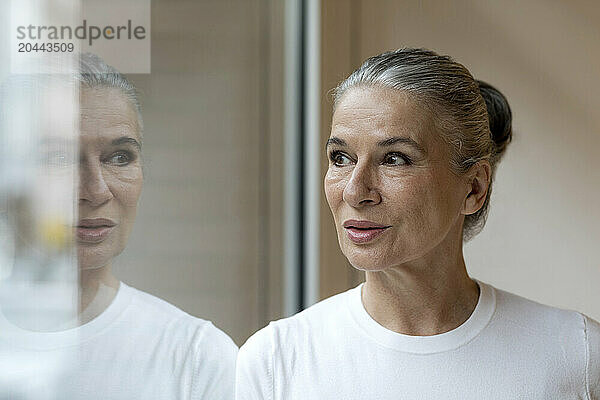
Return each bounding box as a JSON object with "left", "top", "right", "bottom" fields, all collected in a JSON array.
[{"left": 477, "top": 80, "right": 512, "bottom": 157}]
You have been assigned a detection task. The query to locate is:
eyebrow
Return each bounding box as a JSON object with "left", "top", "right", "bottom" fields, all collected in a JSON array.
[
  {"left": 326, "top": 136, "right": 426, "bottom": 153},
  {"left": 377, "top": 136, "right": 426, "bottom": 153},
  {"left": 112, "top": 137, "right": 142, "bottom": 150},
  {"left": 326, "top": 137, "right": 347, "bottom": 148}
]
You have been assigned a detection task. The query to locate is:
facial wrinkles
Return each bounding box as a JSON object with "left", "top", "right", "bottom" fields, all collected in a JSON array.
[
  {"left": 336, "top": 87, "right": 426, "bottom": 133},
  {"left": 79, "top": 97, "right": 141, "bottom": 190},
  {"left": 326, "top": 86, "right": 469, "bottom": 271},
  {"left": 80, "top": 87, "right": 139, "bottom": 126},
  {"left": 78, "top": 89, "right": 143, "bottom": 270},
  {"left": 81, "top": 113, "right": 139, "bottom": 136},
  {"left": 81, "top": 98, "right": 141, "bottom": 198},
  {"left": 78, "top": 143, "right": 141, "bottom": 206}
]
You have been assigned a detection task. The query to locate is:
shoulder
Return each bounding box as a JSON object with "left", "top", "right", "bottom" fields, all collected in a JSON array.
[
  {"left": 123, "top": 283, "right": 237, "bottom": 353},
  {"left": 124, "top": 283, "right": 211, "bottom": 332},
  {"left": 123, "top": 284, "right": 237, "bottom": 398},
  {"left": 486, "top": 282, "right": 600, "bottom": 395},
  {"left": 238, "top": 287, "right": 355, "bottom": 365},
  {"left": 275, "top": 287, "right": 356, "bottom": 333},
  {"left": 490, "top": 283, "right": 586, "bottom": 338},
  {"left": 125, "top": 283, "right": 193, "bottom": 321},
  {"left": 583, "top": 315, "right": 600, "bottom": 399},
  {"left": 191, "top": 322, "right": 238, "bottom": 399},
  {"left": 194, "top": 321, "right": 238, "bottom": 361},
  {"left": 236, "top": 290, "right": 354, "bottom": 400}
]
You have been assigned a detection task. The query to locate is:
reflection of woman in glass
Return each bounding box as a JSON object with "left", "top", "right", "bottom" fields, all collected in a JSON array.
[
  {"left": 237, "top": 48, "right": 600, "bottom": 399},
  {"left": 0, "top": 54, "right": 236, "bottom": 399}
]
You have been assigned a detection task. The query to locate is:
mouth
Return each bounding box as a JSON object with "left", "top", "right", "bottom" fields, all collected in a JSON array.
[
  {"left": 342, "top": 219, "right": 391, "bottom": 244},
  {"left": 76, "top": 218, "right": 117, "bottom": 244}
]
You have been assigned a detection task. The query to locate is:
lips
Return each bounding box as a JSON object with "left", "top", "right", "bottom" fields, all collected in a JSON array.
[
  {"left": 76, "top": 218, "right": 116, "bottom": 243},
  {"left": 343, "top": 219, "right": 391, "bottom": 244}
]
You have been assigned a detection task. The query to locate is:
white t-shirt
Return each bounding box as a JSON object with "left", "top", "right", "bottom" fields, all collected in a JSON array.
[
  {"left": 236, "top": 281, "right": 600, "bottom": 399},
  {"left": 0, "top": 282, "right": 237, "bottom": 399}
]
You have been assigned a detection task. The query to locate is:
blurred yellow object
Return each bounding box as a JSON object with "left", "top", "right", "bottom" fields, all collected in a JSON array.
[{"left": 39, "top": 217, "right": 72, "bottom": 251}]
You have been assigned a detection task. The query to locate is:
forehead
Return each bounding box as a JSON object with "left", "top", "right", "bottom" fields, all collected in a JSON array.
[
  {"left": 331, "top": 85, "right": 435, "bottom": 145},
  {"left": 80, "top": 87, "right": 140, "bottom": 141}
]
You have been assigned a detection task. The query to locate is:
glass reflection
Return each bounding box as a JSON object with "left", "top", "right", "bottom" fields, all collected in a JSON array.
[{"left": 0, "top": 54, "right": 236, "bottom": 400}]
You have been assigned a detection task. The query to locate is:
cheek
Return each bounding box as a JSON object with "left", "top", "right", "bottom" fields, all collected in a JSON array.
[
  {"left": 380, "top": 172, "right": 442, "bottom": 232},
  {"left": 427, "top": 168, "right": 465, "bottom": 218},
  {"left": 380, "top": 171, "right": 425, "bottom": 206},
  {"left": 324, "top": 170, "right": 347, "bottom": 215},
  {"left": 106, "top": 166, "right": 143, "bottom": 207},
  {"left": 391, "top": 170, "right": 462, "bottom": 237}
]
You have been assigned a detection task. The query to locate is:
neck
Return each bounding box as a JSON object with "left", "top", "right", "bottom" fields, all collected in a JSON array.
[
  {"left": 362, "top": 231, "right": 479, "bottom": 336},
  {"left": 0, "top": 262, "right": 119, "bottom": 331},
  {"left": 78, "top": 263, "right": 119, "bottom": 325}
]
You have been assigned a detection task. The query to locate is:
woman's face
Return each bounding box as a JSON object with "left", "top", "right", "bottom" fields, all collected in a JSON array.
[
  {"left": 324, "top": 86, "right": 471, "bottom": 272},
  {"left": 77, "top": 87, "right": 143, "bottom": 270}
]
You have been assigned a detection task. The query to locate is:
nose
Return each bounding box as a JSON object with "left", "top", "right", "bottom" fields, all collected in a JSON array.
[
  {"left": 78, "top": 159, "right": 112, "bottom": 207},
  {"left": 342, "top": 161, "right": 381, "bottom": 208}
]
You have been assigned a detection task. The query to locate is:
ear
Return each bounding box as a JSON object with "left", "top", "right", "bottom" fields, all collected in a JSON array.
[{"left": 462, "top": 160, "right": 492, "bottom": 215}]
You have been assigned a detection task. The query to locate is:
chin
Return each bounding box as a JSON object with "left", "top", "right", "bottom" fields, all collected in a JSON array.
[
  {"left": 348, "top": 259, "right": 392, "bottom": 272},
  {"left": 342, "top": 247, "right": 395, "bottom": 272},
  {"left": 77, "top": 244, "right": 122, "bottom": 271},
  {"left": 77, "top": 255, "right": 111, "bottom": 271},
  {"left": 336, "top": 227, "right": 405, "bottom": 272}
]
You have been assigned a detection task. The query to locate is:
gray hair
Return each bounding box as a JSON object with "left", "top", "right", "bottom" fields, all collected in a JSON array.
[
  {"left": 333, "top": 48, "right": 512, "bottom": 241},
  {"left": 77, "top": 53, "right": 143, "bottom": 134}
]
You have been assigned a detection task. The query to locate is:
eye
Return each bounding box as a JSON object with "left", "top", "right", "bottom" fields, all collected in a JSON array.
[
  {"left": 382, "top": 152, "right": 411, "bottom": 166},
  {"left": 105, "top": 151, "right": 135, "bottom": 166},
  {"left": 329, "top": 150, "right": 353, "bottom": 167}
]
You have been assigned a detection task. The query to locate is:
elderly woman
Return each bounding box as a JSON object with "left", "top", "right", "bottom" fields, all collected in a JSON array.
[
  {"left": 0, "top": 54, "right": 236, "bottom": 399},
  {"left": 236, "top": 48, "right": 600, "bottom": 399}
]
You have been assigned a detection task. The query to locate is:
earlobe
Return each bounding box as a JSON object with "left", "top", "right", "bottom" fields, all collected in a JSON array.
[{"left": 462, "top": 161, "right": 492, "bottom": 215}]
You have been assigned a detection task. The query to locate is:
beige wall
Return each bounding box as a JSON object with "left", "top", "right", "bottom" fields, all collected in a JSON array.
[
  {"left": 319, "top": 0, "right": 600, "bottom": 320},
  {"left": 113, "top": 0, "right": 284, "bottom": 345}
]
